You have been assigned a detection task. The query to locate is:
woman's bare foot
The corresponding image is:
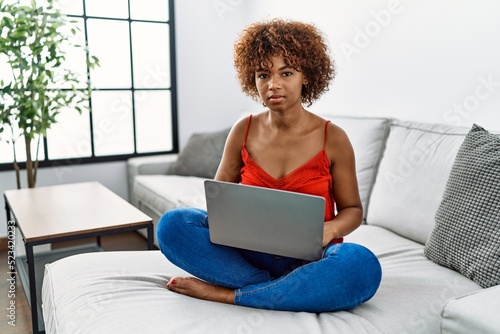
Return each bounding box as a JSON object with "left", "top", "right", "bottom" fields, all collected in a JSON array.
[{"left": 166, "top": 276, "right": 235, "bottom": 304}]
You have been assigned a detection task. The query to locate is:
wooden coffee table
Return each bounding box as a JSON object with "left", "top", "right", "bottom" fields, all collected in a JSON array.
[{"left": 4, "top": 181, "right": 154, "bottom": 334}]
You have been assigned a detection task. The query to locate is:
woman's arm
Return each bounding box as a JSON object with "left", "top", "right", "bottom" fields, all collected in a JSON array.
[
  {"left": 214, "top": 117, "right": 248, "bottom": 183},
  {"left": 323, "top": 123, "right": 363, "bottom": 245}
]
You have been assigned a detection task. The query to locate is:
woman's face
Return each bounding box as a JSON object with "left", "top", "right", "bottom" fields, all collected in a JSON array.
[{"left": 255, "top": 55, "right": 307, "bottom": 112}]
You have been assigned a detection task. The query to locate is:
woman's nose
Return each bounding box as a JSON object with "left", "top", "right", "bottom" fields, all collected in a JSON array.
[{"left": 268, "top": 75, "right": 282, "bottom": 89}]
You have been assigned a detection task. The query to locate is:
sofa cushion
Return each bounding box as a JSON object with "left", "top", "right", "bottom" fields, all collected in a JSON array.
[
  {"left": 424, "top": 124, "right": 500, "bottom": 288},
  {"left": 127, "top": 154, "right": 179, "bottom": 207},
  {"left": 366, "top": 120, "right": 471, "bottom": 244},
  {"left": 346, "top": 225, "right": 482, "bottom": 333},
  {"left": 134, "top": 175, "right": 207, "bottom": 217},
  {"left": 42, "top": 226, "right": 482, "bottom": 334},
  {"left": 168, "top": 127, "right": 231, "bottom": 179},
  {"left": 441, "top": 285, "right": 500, "bottom": 334},
  {"left": 325, "top": 115, "right": 391, "bottom": 222},
  {"left": 133, "top": 175, "right": 207, "bottom": 246}
]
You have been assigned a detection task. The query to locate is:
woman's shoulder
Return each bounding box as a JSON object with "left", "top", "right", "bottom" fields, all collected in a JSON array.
[
  {"left": 225, "top": 114, "right": 257, "bottom": 147},
  {"left": 308, "top": 113, "right": 348, "bottom": 139},
  {"left": 232, "top": 115, "right": 251, "bottom": 130},
  {"left": 327, "top": 121, "right": 349, "bottom": 140},
  {"left": 323, "top": 118, "right": 354, "bottom": 159},
  {"left": 229, "top": 111, "right": 269, "bottom": 134}
]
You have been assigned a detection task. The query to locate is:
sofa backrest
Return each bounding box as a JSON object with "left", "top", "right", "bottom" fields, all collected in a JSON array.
[
  {"left": 166, "top": 113, "right": 492, "bottom": 247},
  {"left": 366, "top": 120, "right": 472, "bottom": 244}
]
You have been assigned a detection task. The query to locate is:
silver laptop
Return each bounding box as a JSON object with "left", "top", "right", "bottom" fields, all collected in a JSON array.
[{"left": 204, "top": 180, "right": 325, "bottom": 261}]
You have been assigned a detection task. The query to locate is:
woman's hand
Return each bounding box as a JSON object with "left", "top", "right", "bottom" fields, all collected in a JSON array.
[{"left": 323, "top": 220, "right": 339, "bottom": 246}]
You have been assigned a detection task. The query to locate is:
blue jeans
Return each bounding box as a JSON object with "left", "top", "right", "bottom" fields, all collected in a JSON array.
[{"left": 156, "top": 207, "right": 382, "bottom": 312}]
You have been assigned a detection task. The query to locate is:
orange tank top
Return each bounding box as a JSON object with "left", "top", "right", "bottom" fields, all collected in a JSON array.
[{"left": 240, "top": 115, "right": 342, "bottom": 243}]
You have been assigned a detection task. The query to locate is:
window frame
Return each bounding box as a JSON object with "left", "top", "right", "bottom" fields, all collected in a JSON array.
[{"left": 0, "top": 0, "right": 178, "bottom": 171}]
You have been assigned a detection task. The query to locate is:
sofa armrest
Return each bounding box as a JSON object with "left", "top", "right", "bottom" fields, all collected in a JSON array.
[
  {"left": 127, "top": 154, "right": 179, "bottom": 206},
  {"left": 441, "top": 285, "right": 500, "bottom": 334}
]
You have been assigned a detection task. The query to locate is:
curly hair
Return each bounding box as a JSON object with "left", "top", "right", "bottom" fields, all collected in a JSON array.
[{"left": 234, "top": 19, "right": 335, "bottom": 107}]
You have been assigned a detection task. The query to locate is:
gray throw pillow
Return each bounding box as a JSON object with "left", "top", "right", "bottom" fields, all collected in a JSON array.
[
  {"left": 424, "top": 124, "right": 500, "bottom": 288},
  {"left": 169, "top": 127, "right": 231, "bottom": 179}
]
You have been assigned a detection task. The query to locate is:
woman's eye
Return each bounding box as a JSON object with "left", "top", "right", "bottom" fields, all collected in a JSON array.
[
  {"left": 282, "top": 72, "right": 293, "bottom": 77},
  {"left": 257, "top": 73, "right": 268, "bottom": 79}
]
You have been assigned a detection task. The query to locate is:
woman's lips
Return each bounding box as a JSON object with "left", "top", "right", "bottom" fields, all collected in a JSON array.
[{"left": 269, "top": 95, "right": 284, "bottom": 103}]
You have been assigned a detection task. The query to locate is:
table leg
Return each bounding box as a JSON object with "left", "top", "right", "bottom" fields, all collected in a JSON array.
[
  {"left": 4, "top": 194, "right": 11, "bottom": 223},
  {"left": 147, "top": 224, "right": 154, "bottom": 250},
  {"left": 26, "top": 245, "right": 41, "bottom": 334}
]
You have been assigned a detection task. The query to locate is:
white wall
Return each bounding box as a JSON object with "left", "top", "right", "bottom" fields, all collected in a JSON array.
[
  {"left": 245, "top": 0, "right": 500, "bottom": 128},
  {"left": 173, "top": 0, "right": 256, "bottom": 147},
  {"left": 2, "top": 0, "right": 500, "bottom": 237},
  {"left": 176, "top": 0, "right": 500, "bottom": 143}
]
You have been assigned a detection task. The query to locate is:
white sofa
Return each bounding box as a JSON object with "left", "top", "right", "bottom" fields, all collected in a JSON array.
[{"left": 42, "top": 115, "right": 500, "bottom": 333}]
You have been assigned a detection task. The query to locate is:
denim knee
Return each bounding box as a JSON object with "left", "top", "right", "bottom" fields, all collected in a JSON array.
[
  {"left": 156, "top": 207, "right": 207, "bottom": 249},
  {"left": 348, "top": 243, "right": 382, "bottom": 303},
  {"left": 324, "top": 243, "right": 382, "bottom": 307},
  {"left": 156, "top": 210, "right": 176, "bottom": 251}
]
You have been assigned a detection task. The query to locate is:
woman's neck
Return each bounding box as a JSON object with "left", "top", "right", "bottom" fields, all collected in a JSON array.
[{"left": 266, "top": 106, "right": 309, "bottom": 130}]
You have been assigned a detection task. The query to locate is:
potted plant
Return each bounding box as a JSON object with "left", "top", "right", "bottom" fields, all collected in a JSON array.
[{"left": 0, "top": 0, "right": 98, "bottom": 188}]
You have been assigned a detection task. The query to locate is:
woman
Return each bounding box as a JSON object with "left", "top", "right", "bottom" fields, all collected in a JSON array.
[{"left": 156, "top": 19, "right": 382, "bottom": 312}]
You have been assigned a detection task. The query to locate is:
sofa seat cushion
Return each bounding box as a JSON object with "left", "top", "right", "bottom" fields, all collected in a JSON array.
[
  {"left": 42, "top": 225, "right": 481, "bottom": 334},
  {"left": 366, "top": 120, "right": 472, "bottom": 244},
  {"left": 345, "top": 225, "right": 481, "bottom": 333},
  {"left": 440, "top": 285, "right": 500, "bottom": 334},
  {"left": 134, "top": 175, "right": 207, "bottom": 218},
  {"left": 44, "top": 251, "right": 355, "bottom": 334}
]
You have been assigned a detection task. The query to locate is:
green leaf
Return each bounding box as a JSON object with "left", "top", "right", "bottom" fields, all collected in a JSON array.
[{"left": 0, "top": 0, "right": 100, "bottom": 170}]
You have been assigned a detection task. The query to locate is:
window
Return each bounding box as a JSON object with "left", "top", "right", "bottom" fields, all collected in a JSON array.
[{"left": 0, "top": 0, "right": 177, "bottom": 168}]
